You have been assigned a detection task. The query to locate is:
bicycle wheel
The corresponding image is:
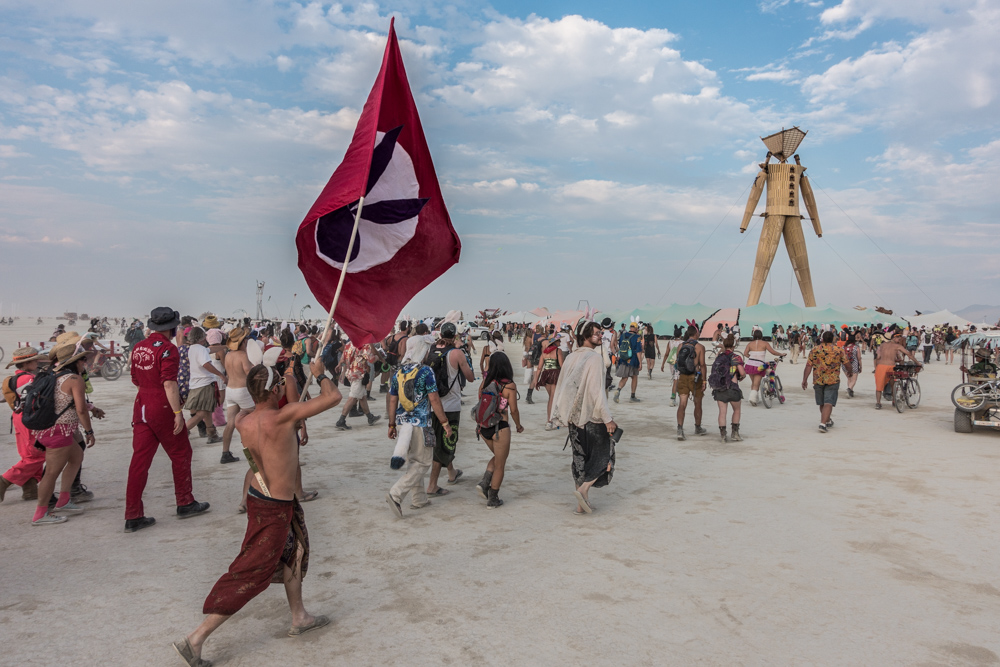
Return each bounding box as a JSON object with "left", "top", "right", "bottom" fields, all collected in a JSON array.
[
  {"left": 101, "top": 359, "right": 122, "bottom": 381},
  {"left": 761, "top": 382, "right": 773, "bottom": 408},
  {"left": 905, "top": 378, "right": 921, "bottom": 409},
  {"left": 775, "top": 376, "right": 783, "bottom": 393},
  {"left": 892, "top": 382, "right": 905, "bottom": 413},
  {"left": 951, "top": 383, "right": 987, "bottom": 413},
  {"left": 0, "top": 345, "right": 4, "bottom": 364}
]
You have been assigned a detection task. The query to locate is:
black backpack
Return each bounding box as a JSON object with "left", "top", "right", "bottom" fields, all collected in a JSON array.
[
  {"left": 675, "top": 340, "right": 698, "bottom": 375},
  {"left": 708, "top": 353, "right": 734, "bottom": 390},
  {"left": 20, "top": 368, "right": 75, "bottom": 431},
  {"left": 426, "top": 344, "right": 458, "bottom": 398}
]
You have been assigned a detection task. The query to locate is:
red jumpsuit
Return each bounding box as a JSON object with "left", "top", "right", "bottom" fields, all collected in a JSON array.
[
  {"left": 3, "top": 372, "right": 45, "bottom": 486},
  {"left": 126, "top": 331, "right": 196, "bottom": 520}
]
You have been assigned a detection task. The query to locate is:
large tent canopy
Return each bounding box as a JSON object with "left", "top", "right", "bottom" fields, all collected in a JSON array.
[
  {"left": 905, "top": 310, "right": 973, "bottom": 328},
  {"left": 596, "top": 304, "right": 720, "bottom": 336}
]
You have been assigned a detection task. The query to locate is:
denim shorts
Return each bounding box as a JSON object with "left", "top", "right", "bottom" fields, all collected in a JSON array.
[{"left": 813, "top": 382, "right": 840, "bottom": 406}]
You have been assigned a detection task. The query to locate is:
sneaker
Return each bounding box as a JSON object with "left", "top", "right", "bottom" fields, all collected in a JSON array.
[
  {"left": 52, "top": 501, "right": 84, "bottom": 514},
  {"left": 220, "top": 451, "right": 240, "bottom": 464},
  {"left": 379, "top": 384, "right": 389, "bottom": 394},
  {"left": 629, "top": 396, "right": 641, "bottom": 403},
  {"left": 124, "top": 516, "right": 156, "bottom": 533},
  {"left": 206, "top": 434, "right": 223, "bottom": 444},
  {"left": 32, "top": 512, "right": 68, "bottom": 526},
  {"left": 613, "top": 390, "right": 621, "bottom": 404},
  {"left": 818, "top": 423, "right": 828, "bottom": 433},
  {"left": 825, "top": 419, "right": 834, "bottom": 428},
  {"left": 677, "top": 426, "right": 686, "bottom": 441},
  {"left": 545, "top": 421, "right": 556, "bottom": 431},
  {"left": 669, "top": 397, "right": 677, "bottom": 407},
  {"left": 367, "top": 413, "right": 382, "bottom": 426},
  {"left": 70, "top": 483, "right": 94, "bottom": 503},
  {"left": 176, "top": 501, "right": 211, "bottom": 518},
  {"left": 366, "top": 392, "right": 373, "bottom": 400},
  {"left": 336, "top": 418, "right": 351, "bottom": 431},
  {"left": 847, "top": 388, "right": 854, "bottom": 398},
  {"left": 695, "top": 425, "right": 707, "bottom": 436}
]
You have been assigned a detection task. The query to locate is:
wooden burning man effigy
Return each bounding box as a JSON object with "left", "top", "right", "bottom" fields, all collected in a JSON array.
[{"left": 740, "top": 127, "right": 822, "bottom": 307}]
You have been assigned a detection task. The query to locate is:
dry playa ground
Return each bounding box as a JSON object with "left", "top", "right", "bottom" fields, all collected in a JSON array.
[{"left": 0, "top": 321, "right": 998, "bottom": 666}]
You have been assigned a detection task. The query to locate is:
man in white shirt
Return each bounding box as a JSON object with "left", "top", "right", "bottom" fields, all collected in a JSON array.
[{"left": 185, "top": 328, "right": 227, "bottom": 449}]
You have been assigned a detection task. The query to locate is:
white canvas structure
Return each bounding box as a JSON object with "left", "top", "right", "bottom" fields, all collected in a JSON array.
[{"left": 906, "top": 310, "right": 972, "bottom": 328}]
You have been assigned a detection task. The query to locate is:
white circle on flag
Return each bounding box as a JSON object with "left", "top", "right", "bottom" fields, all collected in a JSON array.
[{"left": 315, "top": 130, "right": 421, "bottom": 273}]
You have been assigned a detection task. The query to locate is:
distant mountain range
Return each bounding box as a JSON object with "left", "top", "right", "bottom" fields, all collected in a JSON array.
[{"left": 955, "top": 304, "right": 1000, "bottom": 324}]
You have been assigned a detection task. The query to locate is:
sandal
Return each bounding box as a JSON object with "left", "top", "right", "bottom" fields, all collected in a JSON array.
[
  {"left": 288, "top": 614, "right": 331, "bottom": 637},
  {"left": 172, "top": 638, "right": 212, "bottom": 667},
  {"left": 429, "top": 487, "right": 450, "bottom": 496},
  {"left": 447, "top": 469, "right": 463, "bottom": 484},
  {"left": 299, "top": 490, "right": 320, "bottom": 502}
]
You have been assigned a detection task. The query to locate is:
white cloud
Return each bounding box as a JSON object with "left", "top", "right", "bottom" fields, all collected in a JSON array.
[{"left": 275, "top": 54, "right": 293, "bottom": 72}]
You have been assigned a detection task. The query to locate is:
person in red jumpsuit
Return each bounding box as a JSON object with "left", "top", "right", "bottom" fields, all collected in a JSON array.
[
  {"left": 125, "top": 307, "right": 210, "bottom": 533},
  {"left": 1, "top": 347, "right": 47, "bottom": 502}
]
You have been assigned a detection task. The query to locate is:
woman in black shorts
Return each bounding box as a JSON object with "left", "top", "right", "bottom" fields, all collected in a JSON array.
[
  {"left": 643, "top": 323, "right": 659, "bottom": 379},
  {"left": 475, "top": 352, "right": 523, "bottom": 509}
]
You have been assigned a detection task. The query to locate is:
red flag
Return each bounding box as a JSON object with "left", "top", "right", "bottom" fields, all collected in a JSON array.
[{"left": 296, "top": 17, "right": 461, "bottom": 345}]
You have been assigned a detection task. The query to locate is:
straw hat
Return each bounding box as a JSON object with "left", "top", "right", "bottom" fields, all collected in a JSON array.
[
  {"left": 227, "top": 326, "right": 249, "bottom": 351},
  {"left": 51, "top": 343, "right": 86, "bottom": 370},
  {"left": 56, "top": 331, "right": 81, "bottom": 345},
  {"left": 202, "top": 314, "right": 220, "bottom": 329},
  {"left": 6, "top": 346, "right": 45, "bottom": 369}
]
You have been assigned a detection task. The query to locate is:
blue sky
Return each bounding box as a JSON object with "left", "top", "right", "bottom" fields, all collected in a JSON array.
[{"left": 1, "top": 0, "right": 997, "bottom": 320}]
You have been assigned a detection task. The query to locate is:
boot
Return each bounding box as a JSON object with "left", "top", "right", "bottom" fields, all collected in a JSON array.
[
  {"left": 21, "top": 478, "right": 38, "bottom": 501},
  {"left": 695, "top": 424, "right": 707, "bottom": 436},
  {"left": 676, "top": 425, "right": 686, "bottom": 441},
  {"left": 748, "top": 390, "right": 758, "bottom": 406},
  {"left": 349, "top": 405, "right": 363, "bottom": 418},
  {"left": 719, "top": 426, "right": 728, "bottom": 443},
  {"left": 730, "top": 423, "right": 742, "bottom": 442},
  {"left": 196, "top": 421, "right": 208, "bottom": 438},
  {"left": 0, "top": 476, "right": 11, "bottom": 502},
  {"left": 486, "top": 488, "right": 504, "bottom": 509},
  {"left": 525, "top": 389, "right": 534, "bottom": 405},
  {"left": 476, "top": 470, "right": 492, "bottom": 500},
  {"left": 336, "top": 415, "right": 351, "bottom": 431},
  {"left": 613, "top": 388, "right": 621, "bottom": 404}
]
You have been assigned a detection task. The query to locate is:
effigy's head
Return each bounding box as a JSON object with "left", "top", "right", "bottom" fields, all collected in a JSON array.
[{"left": 761, "top": 127, "right": 806, "bottom": 162}]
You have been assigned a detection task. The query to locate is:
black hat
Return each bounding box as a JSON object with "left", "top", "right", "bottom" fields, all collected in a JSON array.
[
  {"left": 147, "top": 306, "right": 180, "bottom": 332},
  {"left": 600, "top": 317, "right": 613, "bottom": 328},
  {"left": 440, "top": 322, "right": 457, "bottom": 338}
]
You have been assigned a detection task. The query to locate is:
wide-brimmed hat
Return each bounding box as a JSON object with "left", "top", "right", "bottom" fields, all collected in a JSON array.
[
  {"left": 6, "top": 346, "right": 45, "bottom": 368},
  {"left": 227, "top": 326, "right": 249, "bottom": 350},
  {"left": 148, "top": 306, "right": 180, "bottom": 332},
  {"left": 50, "top": 343, "right": 86, "bottom": 370},
  {"left": 56, "top": 331, "right": 81, "bottom": 345},
  {"left": 202, "top": 314, "right": 220, "bottom": 329}
]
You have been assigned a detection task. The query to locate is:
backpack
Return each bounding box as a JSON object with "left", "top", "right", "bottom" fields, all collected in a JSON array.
[
  {"left": 473, "top": 380, "right": 509, "bottom": 429},
  {"left": 124, "top": 326, "right": 144, "bottom": 346},
  {"left": 20, "top": 368, "right": 75, "bottom": 431},
  {"left": 3, "top": 371, "right": 30, "bottom": 412},
  {"left": 617, "top": 334, "right": 633, "bottom": 362},
  {"left": 528, "top": 339, "right": 543, "bottom": 366},
  {"left": 395, "top": 365, "right": 423, "bottom": 413},
  {"left": 675, "top": 340, "right": 698, "bottom": 375},
  {"left": 426, "top": 344, "right": 458, "bottom": 398},
  {"left": 708, "top": 353, "right": 735, "bottom": 390}
]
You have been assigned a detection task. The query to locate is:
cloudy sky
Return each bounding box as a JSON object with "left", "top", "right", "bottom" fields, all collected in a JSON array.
[{"left": 1, "top": 0, "right": 997, "bottom": 320}]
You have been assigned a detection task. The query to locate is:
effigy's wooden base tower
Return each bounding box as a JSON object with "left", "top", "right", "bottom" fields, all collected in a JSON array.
[{"left": 740, "top": 127, "right": 822, "bottom": 307}]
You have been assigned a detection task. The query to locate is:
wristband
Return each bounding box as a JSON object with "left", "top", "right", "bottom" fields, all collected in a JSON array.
[
  {"left": 173, "top": 410, "right": 181, "bottom": 414},
  {"left": 84, "top": 429, "right": 94, "bottom": 436},
  {"left": 316, "top": 374, "right": 329, "bottom": 384}
]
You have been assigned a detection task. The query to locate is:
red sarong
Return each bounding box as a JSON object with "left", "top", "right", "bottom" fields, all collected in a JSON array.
[{"left": 202, "top": 493, "right": 309, "bottom": 616}]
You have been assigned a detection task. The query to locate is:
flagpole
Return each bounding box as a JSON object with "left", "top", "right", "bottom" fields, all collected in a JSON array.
[{"left": 299, "top": 196, "right": 365, "bottom": 401}]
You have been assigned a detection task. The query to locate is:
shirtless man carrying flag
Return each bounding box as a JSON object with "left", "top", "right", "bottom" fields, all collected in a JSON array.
[{"left": 173, "top": 356, "right": 341, "bottom": 667}]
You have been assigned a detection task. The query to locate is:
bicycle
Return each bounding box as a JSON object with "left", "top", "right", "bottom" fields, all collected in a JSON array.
[
  {"left": 952, "top": 377, "right": 1000, "bottom": 413},
  {"left": 759, "top": 358, "right": 785, "bottom": 408},
  {"left": 886, "top": 363, "right": 922, "bottom": 413}
]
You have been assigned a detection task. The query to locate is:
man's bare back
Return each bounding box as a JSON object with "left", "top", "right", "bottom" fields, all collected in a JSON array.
[
  {"left": 225, "top": 349, "right": 252, "bottom": 389},
  {"left": 876, "top": 339, "right": 917, "bottom": 366}
]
